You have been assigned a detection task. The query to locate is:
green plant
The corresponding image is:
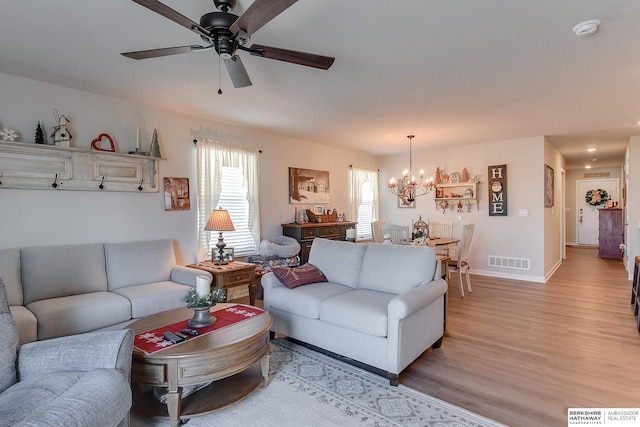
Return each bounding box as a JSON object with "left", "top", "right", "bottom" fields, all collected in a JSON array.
[{"left": 184, "top": 287, "right": 226, "bottom": 307}]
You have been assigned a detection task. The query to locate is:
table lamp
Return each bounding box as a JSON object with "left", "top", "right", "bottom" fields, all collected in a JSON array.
[{"left": 205, "top": 208, "right": 235, "bottom": 265}]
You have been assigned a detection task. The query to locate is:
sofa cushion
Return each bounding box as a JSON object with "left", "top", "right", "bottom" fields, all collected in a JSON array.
[
  {"left": 267, "top": 281, "right": 353, "bottom": 319},
  {"left": 358, "top": 244, "right": 437, "bottom": 294},
  {"left": 27, "top": 292, "right": 131, "bottom": 340},
  {"left": 320, "top": 289, "right": 396, "bottom": 337},
  {"left": 308, "top": 238, "right": 366, "bottom": 289},
  {"left": 105, "top": 239, "right": 176, "bottom": 290},
  {"left": 0, "top": 369, "right": 130, "bottom": 427},
  {"left": 21, "top": 243, "right": 108, "bottom": 305},
  {"left": 0, "top": 276, "right": 18, "bottom": 394},
  {"left": 9, "top": 306, "right": 37, "bottom": 345},
  {"left": 112, "top": 281, "right": 193, "bottom": 318},
  {"left": 272, "top": 263, "right": 328, "bottom": 289},
  {"left": 0, "top": 248, "right": 22, "bottom": 306}
]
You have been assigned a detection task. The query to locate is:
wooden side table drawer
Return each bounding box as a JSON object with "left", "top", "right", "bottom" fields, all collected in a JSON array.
[
  {"left": 319, "top": 227, "right": 341, "bottom": 237},
  {"left": 302, "top": 228, "right": 318, "bottom": 239},
  {"left": 223, "top": 271, "right": 252, "bottom": 286}
]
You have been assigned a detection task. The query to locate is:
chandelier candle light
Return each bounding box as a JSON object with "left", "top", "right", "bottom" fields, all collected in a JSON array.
[
  {"left": 388, "top": 135, "right": 436, "bottom": 203},
  {"left": 205, "top": 208, "right": 235, "bottom": 265}
]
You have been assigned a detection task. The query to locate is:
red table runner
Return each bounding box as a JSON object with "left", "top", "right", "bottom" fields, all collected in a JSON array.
[{"left": 134, "top": 304, "right": 267, "bottom": 355}]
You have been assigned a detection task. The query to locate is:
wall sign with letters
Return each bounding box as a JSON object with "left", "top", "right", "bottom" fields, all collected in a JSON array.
[{"left": 488, "top": 164, "right": 507, "bottom": 216}]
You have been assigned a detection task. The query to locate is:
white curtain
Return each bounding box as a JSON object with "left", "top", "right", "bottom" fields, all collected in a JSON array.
[
  {"left": 350, "top": 166, "right": 379, "bottom": 240},
  {"left": 196, "top": 139, "right": 260, "bottom": 262}
]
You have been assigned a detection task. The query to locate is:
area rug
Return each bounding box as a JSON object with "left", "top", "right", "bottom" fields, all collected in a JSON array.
[{"left": 131, "top": 338, "right": 505, "bottom": 427}]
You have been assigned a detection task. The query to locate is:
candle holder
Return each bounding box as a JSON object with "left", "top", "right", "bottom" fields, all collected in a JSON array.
[
  {"left": 183, "top": 287, "right": 226, "bottom": 329},
  {"left": 188, "top": 306, "right": 216, "bottom": 328}
]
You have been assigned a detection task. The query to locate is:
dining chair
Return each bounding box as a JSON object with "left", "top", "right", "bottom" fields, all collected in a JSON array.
[
  {"left": 379, "top": 224, "right": 410, "bottom": 244},
  {"left": 448, "top": 223, "right": 475, "bottom": 297},
  {"left": 371, "top": 221, "right": 385, "bottom": 243},
  {"left": 429, "top": 220, "right": 454, "bottom": 256}
]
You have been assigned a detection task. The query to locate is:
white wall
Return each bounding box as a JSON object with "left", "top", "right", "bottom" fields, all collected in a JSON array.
[
  {"left": 0, "top": 73, "right": 379, "bottom": 263},
  {"left": 543, "top": 138, "right": 565, "bottom": 279},
  {"left": 379, "top": 136, "right": 551, "bottom": 282},
  {"left": 626, "top": 137, "right": 640, "bottom": 278}
]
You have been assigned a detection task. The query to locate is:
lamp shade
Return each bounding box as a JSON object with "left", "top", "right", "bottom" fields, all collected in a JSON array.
[{"left": 205, "top": 209, "right": 235, "bottom": 232}]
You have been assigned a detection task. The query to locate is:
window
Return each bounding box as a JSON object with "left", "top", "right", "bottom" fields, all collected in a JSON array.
[
  {"left": 350, "top": 166, "right": 379, "bottom": 240},
  {"left": 196, "top": 140, "right": 260, "bottom": 261}
]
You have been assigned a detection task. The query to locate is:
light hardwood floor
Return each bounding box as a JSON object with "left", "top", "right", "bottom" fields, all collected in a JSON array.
[
  {"left": 245, "top": 247, "right": 639, "bottom": 426},
  {"left": 401, "top": 246, "right": 640, "bottom": 426}
]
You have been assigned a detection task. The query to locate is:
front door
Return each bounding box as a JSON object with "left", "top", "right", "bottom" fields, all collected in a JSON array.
[{"left": 576, "top": 178, "right": 619, "bottom": 246}]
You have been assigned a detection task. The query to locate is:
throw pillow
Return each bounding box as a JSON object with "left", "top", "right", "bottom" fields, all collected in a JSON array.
[
  {"left": 0, "top": 275, "right": 19, "bottom": 393},
  {"left": 272, "top": 263, "right": 328, "bottom": 289}
]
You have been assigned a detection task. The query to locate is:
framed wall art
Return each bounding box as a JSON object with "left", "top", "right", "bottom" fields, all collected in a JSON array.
[
  {"left": 289, "top": 167, "right": 330, "bottom": 204},
  {"left": 544, "top": 164, "right": 554, "bottom": 207},
  {"left": 164, "top": 177, "right": 190, "bottom": 211}
]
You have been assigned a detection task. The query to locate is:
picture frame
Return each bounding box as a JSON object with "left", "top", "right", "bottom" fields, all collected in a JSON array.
[
  {"left": 314, "top": 205, "right": 325, "bottom": 215},
  {"left": 164, "top": 177, "right": 190, "bottom": 211},
  {"left": 214, "top": 247, "right": 234, "bottom": 262},
  {"left": 544, "top": 164, "right": 554, "bottom": 207},
  {"left": 289, "top": 167, "right": 330, "bottom": 204}
]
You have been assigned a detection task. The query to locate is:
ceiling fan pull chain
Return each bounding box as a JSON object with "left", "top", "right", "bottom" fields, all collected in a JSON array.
[{"left": 218, "top": 53, "right": 223, "bottom": 95}]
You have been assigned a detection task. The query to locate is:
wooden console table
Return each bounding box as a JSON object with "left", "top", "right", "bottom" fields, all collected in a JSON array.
[
  {"left": 188, "top": 262, "right": 258, "bottom": 306},
  {"left": 282, "top": 221, "right": 357, "bottom": 264}
]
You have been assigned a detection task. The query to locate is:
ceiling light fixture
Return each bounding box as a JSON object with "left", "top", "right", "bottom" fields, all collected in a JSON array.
[
  {"left": 585, "top": 165, "right": 592, "bottom": 169},
  {"left": 573, "top": 19, "right": 600, "bottom": 37},
  {"left": 587, "top": 148, "right": 596, "bottom": 152},
  {"left": 388, "top": 135, "right": 435, "bottom": 204}
]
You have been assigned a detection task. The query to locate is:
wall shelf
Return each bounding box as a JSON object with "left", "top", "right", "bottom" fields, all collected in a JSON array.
[
  {"left": 0, "top": 140, "right": 159, "bottom": 192},
  {"left": 434, "top": 182, "right": 479, "bottom": 210}
]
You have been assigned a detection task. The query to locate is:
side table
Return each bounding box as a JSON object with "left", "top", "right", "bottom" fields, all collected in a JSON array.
[{"left": 188, "top": 261, "right": 258, "bottom": 306}]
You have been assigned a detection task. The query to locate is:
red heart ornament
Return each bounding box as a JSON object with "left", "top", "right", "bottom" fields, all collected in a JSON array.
[{"left": 91, "top": 133, "right": 116, "bottom": 152}]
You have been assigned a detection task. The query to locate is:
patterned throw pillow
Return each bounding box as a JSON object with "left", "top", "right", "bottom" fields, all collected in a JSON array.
[{"left": 272, "top": 263, "right": 328, "bottom": 289}]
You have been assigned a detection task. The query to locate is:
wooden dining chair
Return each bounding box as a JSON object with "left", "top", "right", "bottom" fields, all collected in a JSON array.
[
  {"left": 371, "top": 221, "right": 385, "bottom": 243},
  {"left": 448, "top": 223, "right": 475, "bottom": 297},
  {"left": 429, "top": 220, "right": 454, "bottom": 256},
  {"left": 379, "top": 224, "right": 410, "bottom": 244}
]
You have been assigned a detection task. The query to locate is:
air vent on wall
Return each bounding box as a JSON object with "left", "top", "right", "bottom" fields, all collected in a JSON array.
[{"left": 488, "top": 256, "right": 530, "bottom": 270}]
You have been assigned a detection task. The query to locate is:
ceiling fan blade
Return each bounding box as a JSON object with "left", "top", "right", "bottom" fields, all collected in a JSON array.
[
  {"left": 230, "top": 0, "right": 297, "bottom": 36},
  {"left": 224, "top": 56, "right": 253, "bottom": 88},
  {"left": 249, "top": 44, "right": 335, "bottom": 70},
  {"left": 131, "top": 0, "right": 211, "bottom": 37},
  {"left": 122, "top": 45, "right": 211, "bottom": 60}
]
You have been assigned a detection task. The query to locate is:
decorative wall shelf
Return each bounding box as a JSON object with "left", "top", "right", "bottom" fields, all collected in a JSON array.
[
  {"left": 0, "top": 140, "right": 159, "bottom": 192},
  {"left": 434, "top": 182, "right": 479, "bottom": 210}
]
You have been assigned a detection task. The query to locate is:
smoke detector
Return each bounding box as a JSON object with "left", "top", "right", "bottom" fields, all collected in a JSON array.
[{"left": 573, "top": 19, "right": 600, "bottom": 37}]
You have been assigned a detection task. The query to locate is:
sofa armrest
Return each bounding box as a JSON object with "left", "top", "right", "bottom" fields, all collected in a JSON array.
[
  {"left": 171, "top": 265, "right": 212, "bottom": 286},
  {"left": 388, "top": 278, "right": 447, "bottom": 320},
  {"left": 260, "top": 271, "right": 284, "bottom": 292},
  {"left": 17, "top": 329, "right": 134, "bottom": 382}
]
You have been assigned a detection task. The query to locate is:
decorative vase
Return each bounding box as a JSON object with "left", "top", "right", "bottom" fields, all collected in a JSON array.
[{"left": 187, "top": 305, "right": 216, "bottom": 328}]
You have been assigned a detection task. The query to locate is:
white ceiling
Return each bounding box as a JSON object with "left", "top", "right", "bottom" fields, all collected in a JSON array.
[{"left": 1, "top": 0, "right": 638, "bottom": 170}]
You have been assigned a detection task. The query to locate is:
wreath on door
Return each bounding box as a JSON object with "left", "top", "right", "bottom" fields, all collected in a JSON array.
[{"left": 585, "top": 188, "right": 609, "bottom": 206}]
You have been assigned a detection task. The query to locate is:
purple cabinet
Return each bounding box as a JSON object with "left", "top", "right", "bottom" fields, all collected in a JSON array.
[{"left": 598, "top": 208, "right": 623, "bottom": 259}]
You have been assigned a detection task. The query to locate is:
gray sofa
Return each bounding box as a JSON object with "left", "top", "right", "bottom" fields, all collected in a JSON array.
[
  {"left": 262, "top": 238, "right": 447, "bottom": 385},
  {"left": 0, "top": 276, "right": 133, "bottom": 427},
  {"left": 0, "top": 239, "right": 211, "bottom": 344}
]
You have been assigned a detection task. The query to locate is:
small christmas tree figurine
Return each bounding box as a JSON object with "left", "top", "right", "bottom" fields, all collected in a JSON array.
[
  {"left": 149, "top": 128, "right": 162, "bottom": 158},
  {"left": 35, "top": 122, "right": 45, "bottom": 144}
]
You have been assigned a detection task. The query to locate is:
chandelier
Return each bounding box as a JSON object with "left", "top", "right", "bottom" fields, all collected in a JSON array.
[{"left": 387, "top": 135, "right": 435, "bottom": 203}]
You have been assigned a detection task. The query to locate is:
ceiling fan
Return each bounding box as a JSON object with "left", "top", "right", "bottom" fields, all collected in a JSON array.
[{"left": 122, "top": 0, "right": 335, "bottom": 90}]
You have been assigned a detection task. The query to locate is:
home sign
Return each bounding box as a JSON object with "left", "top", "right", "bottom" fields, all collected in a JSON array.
[{"left": 488, "top": 164, "right": 507, "bottom": 216}]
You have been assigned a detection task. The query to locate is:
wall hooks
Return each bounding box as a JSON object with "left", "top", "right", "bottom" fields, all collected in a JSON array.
[
  {"left": 99, "top": 176, "right": 105, "bottom": 190},
  {"left": 52, "top": 174, "right": 59, "bottom": 189},
  {"left": 138, "top": 178, "right": 144, "bottom": 191}
]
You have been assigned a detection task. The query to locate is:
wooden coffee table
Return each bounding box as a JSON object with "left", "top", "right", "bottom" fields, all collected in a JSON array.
[{"left": 129, "top": 303, "right": 272, "bottom": 427}]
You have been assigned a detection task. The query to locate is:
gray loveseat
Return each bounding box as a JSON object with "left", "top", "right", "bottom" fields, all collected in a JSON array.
[
  {"left": 0, "top": 276, "right": 133, "bottom": 427},
  {"left": 262, "top": 238, "right": 447, "bottom": 385},
  {"left": 0, "top": 239, "right": 211, "bottom": 344}
]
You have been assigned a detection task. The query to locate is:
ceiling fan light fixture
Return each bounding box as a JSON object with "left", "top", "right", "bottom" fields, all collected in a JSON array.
[{"left": 573, "top": 19, "right": 600, "bottom": 37}]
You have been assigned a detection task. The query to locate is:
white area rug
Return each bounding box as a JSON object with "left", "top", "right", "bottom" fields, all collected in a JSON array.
[{"left": 132, "top": 338, "right": 505, "bottom": 426}]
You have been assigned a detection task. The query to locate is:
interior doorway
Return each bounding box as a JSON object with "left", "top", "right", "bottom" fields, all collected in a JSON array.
[{"left": 576, "top": 178, "right": 620, "bottom": 246}]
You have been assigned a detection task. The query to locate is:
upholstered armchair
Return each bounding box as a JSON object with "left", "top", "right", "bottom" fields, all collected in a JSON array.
[{"left": 0, "top": 276, "right": 134, "bottom": 427}]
